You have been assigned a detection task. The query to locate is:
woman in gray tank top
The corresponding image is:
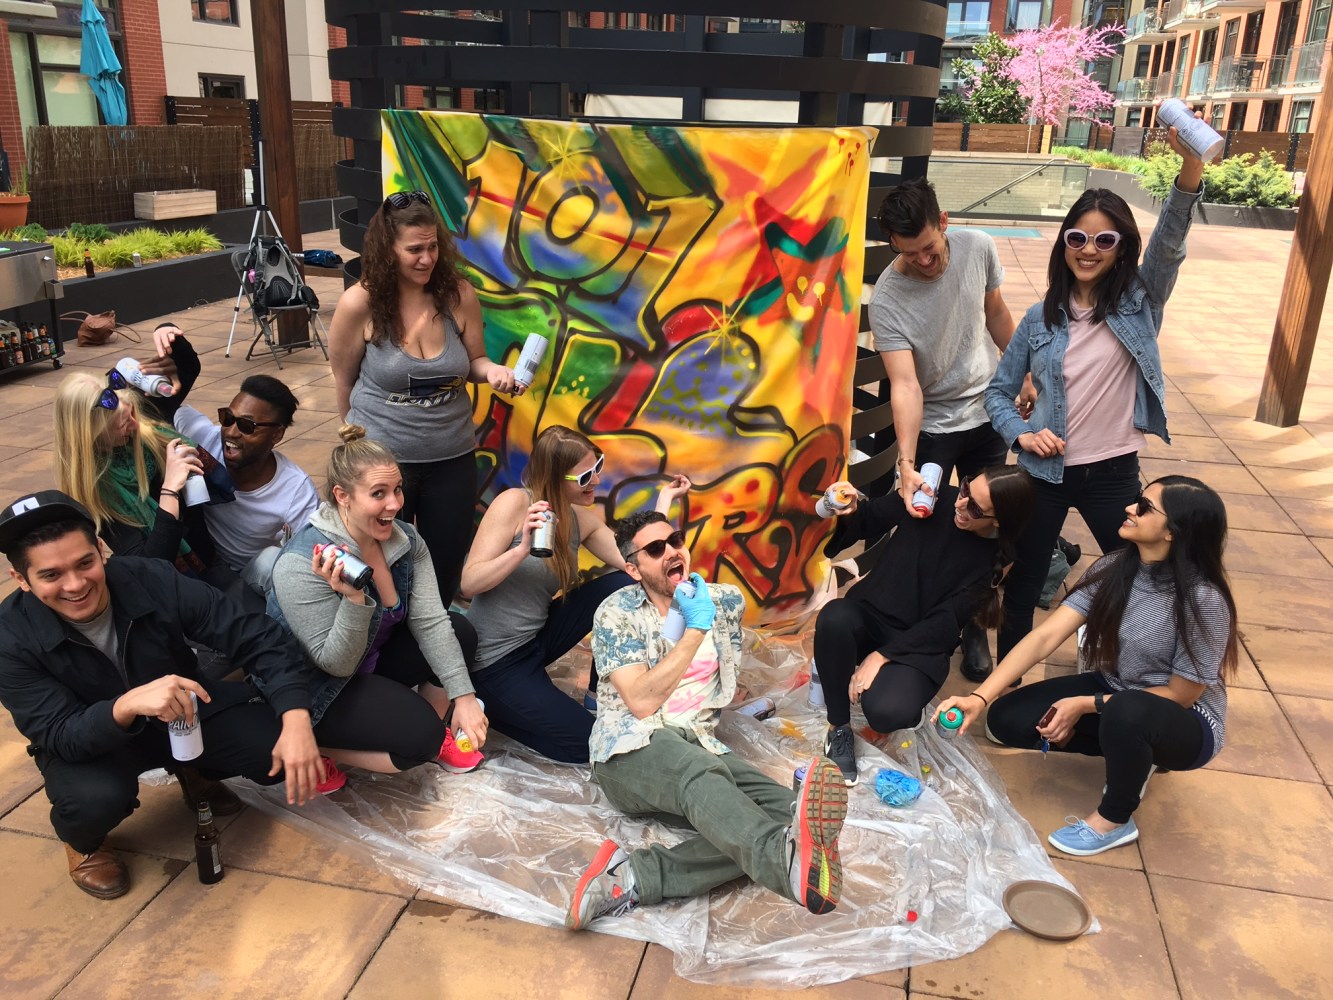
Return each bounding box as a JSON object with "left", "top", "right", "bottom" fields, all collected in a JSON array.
[
  {"left": 461, "top": 426, "right": 685, "bottom": 764},
  {"left": 328, "top": 190, "right": 518, "bottom": 603}
]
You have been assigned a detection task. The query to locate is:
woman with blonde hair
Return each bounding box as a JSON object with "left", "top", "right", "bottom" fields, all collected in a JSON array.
[
  {"left": 462, "top": 426, "right": 640, "bottom": 763},
  {"left": 268, "top": 424, "right": 485, "bottom": 789}
]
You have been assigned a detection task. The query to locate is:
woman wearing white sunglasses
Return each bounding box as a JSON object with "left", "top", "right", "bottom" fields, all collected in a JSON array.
[
  {"left": 983, "top": 118, "right": 1211, "bottom": 666},
  {"left": 462, "top": 425, "right": 686, "bottom": 763}
]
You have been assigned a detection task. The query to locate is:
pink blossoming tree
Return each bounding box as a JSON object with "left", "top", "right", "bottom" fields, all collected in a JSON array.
[{"left": 1004, "top": 21, "right": 1124, "bottom": 126}]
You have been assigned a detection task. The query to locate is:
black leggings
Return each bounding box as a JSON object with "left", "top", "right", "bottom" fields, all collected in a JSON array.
[
  {"left": 813, "top": 598, "right": 944, "bottom": 733},
  {"left": 987, "top": 672, "right": 1208, "bottom": 824},
  {"left": 398, "top": 451, "right": 478, "bottom": 604},
  {"left": 313, "top": 613, "right": 476, "bottom": 771}
]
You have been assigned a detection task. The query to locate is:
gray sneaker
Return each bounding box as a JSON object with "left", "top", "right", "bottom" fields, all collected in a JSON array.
[
  {"left": 785, "top": 757, "right": 849, "bottom": 915},
  {"left": 823, "top": 723, "right": 858, "bottom": 786},
  {"left": 566, "top": 840, "right": 639, "bottom": 930}
]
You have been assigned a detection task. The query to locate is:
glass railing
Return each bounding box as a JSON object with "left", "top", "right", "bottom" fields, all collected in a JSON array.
[
  {"left": 1267, "top": 54, "right": 1290, "bottom": 89},
  {"left": 1117, "top": 77, "right": 1157, "bottom": 101},
  {"left": 1290, "top": 40, "right": 1327, "bottom": 87},
  {"left": 1164, "top": 0, "right": 1211, "bottom": 26},
  {"left": 1212, "top": 55, "right": 1269, "bottom": 93},
  {"left": 946, "top": 19, "right": 993, "bottom": 38},
  {"left": 931, "top": 158, "right": 1091, "bottom": 219},
  {"left": 1123, "top": 10, "right": 1164, "bottom": 39},
  {"left": 1155, "top": 70, "right": 1176, "bottom": 98},
  {"left": 1187, "top": 61, "right": 1213, "bottom": 96}
]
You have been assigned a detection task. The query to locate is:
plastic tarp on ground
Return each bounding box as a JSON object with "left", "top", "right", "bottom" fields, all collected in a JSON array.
[{"left": 236, "top": 635, "right": 1095, "bottom": 988}]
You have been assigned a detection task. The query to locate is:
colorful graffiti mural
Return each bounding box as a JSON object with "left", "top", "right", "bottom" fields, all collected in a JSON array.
[{"left": 381, "top": 110, "right": 876, "bottom": 622}]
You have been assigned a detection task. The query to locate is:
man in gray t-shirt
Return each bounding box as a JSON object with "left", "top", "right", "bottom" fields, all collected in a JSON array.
[{"left": 870, "top": 178, "right": 1029, "bottom": 681}]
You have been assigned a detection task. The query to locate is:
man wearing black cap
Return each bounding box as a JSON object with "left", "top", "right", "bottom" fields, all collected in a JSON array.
[{"left": 0, "top": 490, "right": 322, "bottom": 899}]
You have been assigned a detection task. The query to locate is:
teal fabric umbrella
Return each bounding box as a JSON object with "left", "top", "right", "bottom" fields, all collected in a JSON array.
[{"left": 80, "top": 0, "right": 127, "bottom": 126}]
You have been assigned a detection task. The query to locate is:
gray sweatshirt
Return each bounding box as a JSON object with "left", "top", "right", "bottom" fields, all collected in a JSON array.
[{"left": 270, "top": 502, "right": 472, "bottom": 699}]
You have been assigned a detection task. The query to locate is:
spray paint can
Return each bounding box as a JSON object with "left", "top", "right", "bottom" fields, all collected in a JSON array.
[
  {"left": 454, "top": 698, "right": 485, "bottom": 753},
  {"left": 911, "top": 463, "right": 944, "bottom": 516},
  {"left": 131, "top": 252, "right": 143, "bottom": 268},
  {"left": 513, "top": 333, "right": 549, "bottom": 389},
  {"left": 662, "top": 579, "right": 695, "bottom": 643},
  {"left": 936, "top": 707, "right": 965, "bottom": 740},
  {"left": 815, "top": 483, "right": 856, "bottom": 519},
  {"left": 1156, "top": 98, "right": 1225, "bottom": 162},
  {"left": 530, "top": 510, "right": 555, "bottom": 558},
  {"left": 313, "top": 542, "right": 373, "bottom": 588},
  {"left": 806, "top": 659, "right": 826, "bottom": 708}
]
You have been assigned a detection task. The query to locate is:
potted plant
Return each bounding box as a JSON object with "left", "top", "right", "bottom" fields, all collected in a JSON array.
[{"left": 0, "top": 167, "right": 31, "bottom": 229}]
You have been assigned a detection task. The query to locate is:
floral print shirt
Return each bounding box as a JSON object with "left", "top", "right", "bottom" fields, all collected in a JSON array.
[{"left": 589, "top": 581, "right": 745, "bottom": 764}]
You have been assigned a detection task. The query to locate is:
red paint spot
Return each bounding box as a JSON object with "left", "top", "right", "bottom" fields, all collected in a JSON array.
[
  {"left": 721, "top": 492, "right": 734, "bottom": 505},
  {"left": 745, "top": 478, "right": 759, "bottom": 493},
  {"left": 907, "top": 910, "right": 918, "bottom": 923}
]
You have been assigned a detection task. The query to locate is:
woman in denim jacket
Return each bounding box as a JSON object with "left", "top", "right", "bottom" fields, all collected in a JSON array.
[
  {"left": 268, "top": 424, "right": 484, "bottom": 792},
  {"left": 984, "top": 124, "right": 1208, "bottom": 663}
]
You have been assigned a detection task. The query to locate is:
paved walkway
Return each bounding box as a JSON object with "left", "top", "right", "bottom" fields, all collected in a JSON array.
[{"left": 0, "top": 217, "right": 1330, "bottom": 999}]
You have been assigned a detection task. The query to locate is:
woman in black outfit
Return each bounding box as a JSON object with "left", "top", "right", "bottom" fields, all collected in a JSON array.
[{"left": 812, "top": 465, "right": 1033, "bottom": 785}]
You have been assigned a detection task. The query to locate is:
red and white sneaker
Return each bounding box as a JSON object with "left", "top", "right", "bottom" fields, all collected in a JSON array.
[
  {"left": 315, "top": 755, "right": 347, "bottom": 795},
  {"left": 438, "top": 729, "right": 484, "bottom": 774}
]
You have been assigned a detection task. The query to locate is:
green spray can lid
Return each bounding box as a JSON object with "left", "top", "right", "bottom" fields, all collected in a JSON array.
[{"left": 937, "top": 707, "right": 964, "bottom": 732}]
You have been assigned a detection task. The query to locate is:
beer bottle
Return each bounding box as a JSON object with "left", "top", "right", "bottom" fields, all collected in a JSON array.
[
  {"left": 83, "top": 250, "right": 95, "bottom": 278},
  {"left": 195, "top": 800, "right": 224, "bottom": 884}
]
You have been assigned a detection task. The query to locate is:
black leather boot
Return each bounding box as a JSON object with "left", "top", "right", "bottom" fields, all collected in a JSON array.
[{"left": 959, "top": 622, "right": 994, "bottom": 683}]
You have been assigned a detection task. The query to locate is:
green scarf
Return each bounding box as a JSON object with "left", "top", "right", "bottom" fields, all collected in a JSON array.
[{"left": 102, "top": 429, "right": 204, "bottom": 572}]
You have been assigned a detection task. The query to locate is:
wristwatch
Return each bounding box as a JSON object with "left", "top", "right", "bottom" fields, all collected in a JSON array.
[{"left": 1093, "top": 691, "right": 1105, "bottom": 714}]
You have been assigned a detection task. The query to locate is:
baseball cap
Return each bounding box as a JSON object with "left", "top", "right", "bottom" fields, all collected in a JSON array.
[{"left": 0, "top": 490, "right": 96, "bottom": 556}]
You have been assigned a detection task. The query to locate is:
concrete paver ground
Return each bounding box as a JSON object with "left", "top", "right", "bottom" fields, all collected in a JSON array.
[{"left": 0, "top": 215, "right": 1330, "bottom": 998}]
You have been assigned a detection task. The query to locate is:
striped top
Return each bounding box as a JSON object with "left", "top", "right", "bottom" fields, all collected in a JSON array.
[{"left": 1064, "top": 557, "right": 1230, "bottom": 761}]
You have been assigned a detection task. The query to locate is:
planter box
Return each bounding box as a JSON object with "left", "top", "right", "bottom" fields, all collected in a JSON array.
[
  {"left": 133, "top": 189, "right": 218, "bottom": 221},
  {"left": 1087, "top": 168, "right": 1297, "bottom": 231},
  {"left": 55, "top": 246, "right": 238, "bottom": 333}
]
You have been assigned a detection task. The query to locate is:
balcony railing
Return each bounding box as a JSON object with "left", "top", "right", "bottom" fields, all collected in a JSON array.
[
  {"left": 1155, "top": 70, "right": 1177, "bottom": 99},
  {"left": 1212, "top": 55, "right": 1270, "bottom": 95},
  {"left": 946, "top": 19, "right": 993, "bottom": 38},
  {"left": 1163, "top": 0, "right": 1215, "bottom": 28},
  {"left": 1122, "top": 9, "right": 1167, "bottom": 41},
  {"left": 1289, "top": 40, "right": 1327, "bottom": 88},
  {"left": 1116, "top": 77, "right": 1157, "bottom": 102},
  {"left": 1186, "top": 61, "right": 1213, "bottom": 97}
]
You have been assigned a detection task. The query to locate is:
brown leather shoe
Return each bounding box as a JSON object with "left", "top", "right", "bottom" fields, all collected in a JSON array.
[
  {"left": 176, "top": 767, "right": 243, "bottom": 817},
  {"left": 65, "top": 843, "right": 129, "bottom": 899}
]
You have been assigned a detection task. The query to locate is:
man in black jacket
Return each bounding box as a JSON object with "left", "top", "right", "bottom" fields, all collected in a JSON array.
[{"left": 0, "top": 490, "right": 322, "bottom": 899}]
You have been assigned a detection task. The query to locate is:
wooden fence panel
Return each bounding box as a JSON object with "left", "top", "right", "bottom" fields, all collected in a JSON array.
[
  {"left": 26, "top": 125, "right": 246, "bottom": 228},
  {"left": 932, "top": 122, "right": 963, "bottom": 151},
  {"left": 967, "top": 123, "right": 1049, "bottom": 153}
]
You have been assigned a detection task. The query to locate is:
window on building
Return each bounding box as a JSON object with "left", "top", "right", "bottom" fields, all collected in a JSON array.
[
  {"left": 423, "top": 88, "right": 456, "bottom": 109},
  {"left": 1308, "top": 0, "right": 1331, "bottom": 42},
  {"left": 1290, "top": 98, "right": 1314, "bottom": 131},
  {"left": 1220, "top": 19, "right": 1239, "bottom": 59},
  {"left": 1242, "top": 11, "right": 1264, "bottom": 53},
  {"left": 1198, "top": 28, "right": 1218, "bottom": 64},
  {"left": 199, "top": 74, "right": 244, "bottom": 99},
  {"left": 1126, "top": 107, "right": 1142, "bottom": 126},
  {"left": 10, "top": 31, "right": 103, "bottom": 131},
  {"left": 1274, "top": 0, "right": 1302, "bottom": 56},
  {"left": 1008, "top": 0, "right": 1048, "bottom": 31},
  {"left": 1259, "top": 100, "right": 1282, "bottom": 131},
  {"left": 1133, "top": 45, "right": 1152, "bottom": 77},
  {"left": 948, "top": 2, "right": 991, "bottom": 34},
  {"left": 1210, "top": 103, "right": 1226, "bottom": 129},
  {"left": 1227, "top": 102, "right": 1247, "bottom": 130},
  {"left": 192, "top": 1, "right": 238, "bottom": 25}
]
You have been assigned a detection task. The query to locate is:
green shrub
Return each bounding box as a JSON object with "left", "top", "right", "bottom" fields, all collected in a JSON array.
[
  {"left": 1138, "top": 148, "right": 1183, "bottom": 200},
  {"left": 168, "top": 227, "right": 223, "bottom": 255},
  {"left": 49, "top": 235, "right": 88, "bottom": 268},
  {"left": 1053, "top": 146, "right": 1148, "bottom": 175},
  {"left": 0, "top": 222, "right": 49, "bottom": 242},
  {"left": 1137, "top": 147, "right": 1296, "bottom": 208},
  {"left": 66, "top": 222, "right": 113, "bottom": 243}
]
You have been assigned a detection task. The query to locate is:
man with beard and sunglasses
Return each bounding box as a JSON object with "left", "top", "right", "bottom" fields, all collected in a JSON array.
[
  {"left": 140, "top": 325, "right": 318, "bottom": 591},
  {"left": 566, "top": 510, "right": 848, "bottom": 931}
]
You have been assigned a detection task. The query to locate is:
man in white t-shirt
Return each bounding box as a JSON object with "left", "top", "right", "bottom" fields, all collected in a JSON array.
[{"left": 173, "top": 373, "right": 318, "bottom": 588}]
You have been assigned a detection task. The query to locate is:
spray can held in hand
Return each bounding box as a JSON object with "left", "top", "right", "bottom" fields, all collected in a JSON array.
[
  {"left": 662, "top": 578, "right": 696, "bottom": 643},
  {"left": 512, "top": 333, "right": 549, "bottom": 390},
  {"left": 115, "top": 357, "right": 174, "bottom": 397},
  {"left": 936, "top": 706, "right": 965, "bottom": 740},
  {"left": 1156, "top": 98, "right": 1225, "bottom": 162},
  {"left": 530, "top": 510, "right": 555, "bottom": 558},
  {"left": 454, "top": 698, "right": 485, "bottom": 753},
  {"left": 815, "top": 484, "right": 856, "bottom": 519},
  {"left": 912, "top": 463, "right": 944, "bottom": 516},
  {"left": 313, "top": 542, "right": 373, "bottom": 588}
]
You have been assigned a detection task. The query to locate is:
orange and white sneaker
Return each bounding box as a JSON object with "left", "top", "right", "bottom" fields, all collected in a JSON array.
[
  {"left": 315, "top": 755, "right": 347, "bottom": 795},
  {"left": 438, "top": 729, "right": 485, "bottom": 774}
]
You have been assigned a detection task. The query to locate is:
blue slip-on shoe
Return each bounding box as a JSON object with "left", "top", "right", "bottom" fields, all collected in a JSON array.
[{"left": 1047, "top": 815, "right": 1139, "bottom": 857}]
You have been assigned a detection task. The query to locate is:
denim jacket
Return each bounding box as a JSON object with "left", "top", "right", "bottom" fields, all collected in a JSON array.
[
  {"left": 985, "top": 179, "right": 1203, "bottom": 484},
  {"left": 266, "top": 503, "right": 471, "bottom": 724}
]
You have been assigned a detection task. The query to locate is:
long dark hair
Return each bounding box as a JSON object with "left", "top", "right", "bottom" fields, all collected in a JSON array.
[
  {"left": 1074, "top": 476, "right": 1239, "bottom": 682},
  {"left": 973, "top": 464, "right": 1035, "bottom": 630},
  {"left": 1043, "top": 188, "right": 1144, "bottom": 329},
  {"left": 361, "top": 197, "right": 466, "bottom": 347}
]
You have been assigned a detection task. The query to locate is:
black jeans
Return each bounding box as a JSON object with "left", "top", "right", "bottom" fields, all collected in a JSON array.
[
  {"left": 987, "top": 672, "right": 1208, "bottom": 824},
  {"left": 916, "top": 422, "right": 1009, "bottom": 486},
  {"left": 398, "top": 451, "right": 478, "bottom": 604},
  {"left": 34, "top": 685, "right": 284, "bottom": 854},
  {"left": 813, "top": 598, "right": 944, "bottom": 732},
  {"left": 998, "top": 452, "right": 1141, "bottom": 660},
  {"left": 471, "top": 571, "right": 631, "bottom": 764},
  {"left": 312, "top": 616, "right": 475, "bottom": 771}
]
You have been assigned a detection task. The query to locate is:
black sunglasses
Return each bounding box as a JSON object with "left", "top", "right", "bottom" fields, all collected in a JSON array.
[
  {"left": 383, "top": 190, "right": 431, "bottom": 211},
  {"left": 628, "top": 528, "right": 687, "bottom": 561},
  {"left": 93, "top": 387, "right": 120, "bottom": 411},
  {"left": 219, "top": 408, "right": 283, "bottom": 435},
  {"left": 958, "top": 476, "right": 995, "bottom": 521},
  {"left": 1132, "top": 493, "right": 1164, "bottom": 517}
]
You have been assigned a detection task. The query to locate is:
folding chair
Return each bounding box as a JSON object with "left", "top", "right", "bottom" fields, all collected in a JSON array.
[{"left": 225, "top": 234, "right": 329, "bottom": 369}]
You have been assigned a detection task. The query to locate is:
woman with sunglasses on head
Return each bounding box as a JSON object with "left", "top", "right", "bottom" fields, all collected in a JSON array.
[
  {"left": 983, "top": 120, "right": 1211, "bottom": 668},
  {"left": 462, "top": 426, "right": 683, "bottom": 763},
  {"left": 811, "top": 466, "right": 1034, "bottom": 785},
  {"left": 328, "top": 189, "right": 518, "bottom": 603},
  {"left": 938, "top": 477, "right": 1237, "bottom": 856}
]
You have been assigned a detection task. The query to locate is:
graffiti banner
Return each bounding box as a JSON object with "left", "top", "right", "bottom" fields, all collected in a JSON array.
[{"left": 382, "top": 110, "right": 876, "bottom": 623}]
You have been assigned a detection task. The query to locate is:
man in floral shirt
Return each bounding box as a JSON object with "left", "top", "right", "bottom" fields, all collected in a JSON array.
[{"left": 565, "top": 509, "right": 848, "bottom": 931}]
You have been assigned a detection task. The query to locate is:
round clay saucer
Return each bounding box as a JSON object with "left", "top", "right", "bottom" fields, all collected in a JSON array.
[{"left": 1002, "top": 880, "right": 1092, "bottom": 941}]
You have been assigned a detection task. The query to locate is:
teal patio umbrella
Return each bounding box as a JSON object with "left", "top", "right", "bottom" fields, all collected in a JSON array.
[{"left": 80, "top": 0, "right": 127, "bottom": 126}]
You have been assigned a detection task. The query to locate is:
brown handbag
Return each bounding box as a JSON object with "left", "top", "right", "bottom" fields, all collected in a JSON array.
[{"left": 61, "top": 310, "right": 141, "bottom": 347}]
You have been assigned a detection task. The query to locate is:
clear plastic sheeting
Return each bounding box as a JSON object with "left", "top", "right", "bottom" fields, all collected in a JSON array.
[{"left": 235, "top": 634, "right": 1096, "bottom": 988}]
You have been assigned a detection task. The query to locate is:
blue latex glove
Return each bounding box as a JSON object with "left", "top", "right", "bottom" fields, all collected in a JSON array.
[{"left": 675, "top": 572, "right": 716, "bottom": 631}]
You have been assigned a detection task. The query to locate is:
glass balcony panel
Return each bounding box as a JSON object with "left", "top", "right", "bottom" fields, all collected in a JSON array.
[{"left": 1188, "top": 61, "right": 1213, "bottom": 96}]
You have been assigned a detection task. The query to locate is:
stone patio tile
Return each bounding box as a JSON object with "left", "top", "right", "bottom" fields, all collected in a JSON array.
[
  {"left": 0, "top": 829, "right": 183, "bottom": 1000},
  {"left": 908, "top": 861, "right": 1174, "bottom": 1000},
  {"left": 0, "top": 408, "right": 55, "bottom": 454},
  {"left": 1142, "top": 434, "right": 1236, "bottom": 464},
  {"left": 1227, "top": 437, "right": 1333, "bottom": 472},
  {"left": 1136, "top": 767, "right": 1333, "bottom": 899},
  {"left": 1245, "top": 464, "right": 1333, "bottom": 501},
  {"left": 1211, "top": 492, "right": 1302, "bottom": 533},
  {"left": 1139, "top": 458, "right": 1266, "bottom": 495},
  {"left": 1228, "top": 645, "right": 1266, "bottom": 690},
  {"left": 1273, "top": 496, "right": 1333, "bottom": 536},
  {"left": 1150, "top": 874, "right": 1333, "bottom": 1000},
  {"left": 1312, "top": 536, "right": 1333, "bottom": 566},
  {"left": 1202, "top": 414, "right": 1321, "bottom": 445},
  {"left": 1275, "top": 694, "right": 1333, "bottom": 784},
  {"left": 628, "top": 943, "right": 903, "bottom": 999},
  {"left": 1243, "top": 623, "right": 1333, "bottom": 699},
  {"left": 279, "top": 434, "right": 341, "bottom": 478},
  {"left": 973, "top": 747, "right": 1143, "bottom": 872},
  {"left": 349, "top": 901, "right": 645, "bottom": 1000},
  {"left": 1224, "top": 528, "right": 1333, "bottom": 579},
  {"left": 1202, "top": 687, "right": 1321, "bottom": 782},
  {"left": 1180, "top": 392, "right": 1260, "bottom": 418},
  {"left": 220, "top": 807, "right": 417, "bottom": 897},
  {"left": 0, "top": 382, "right": 57, "bottom": 420},
  {"left": 0, "top": 712, "right": 42, "bottom": 818},
  {"left": 59, "top": 868, "right": 402, "bottom": 1000},
  {"left": 1228, "top": 570, "right": 1333, "bottom": 631},
  {"left": 1161, "top": 407, "right": 1214, "bottom": 436}
]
